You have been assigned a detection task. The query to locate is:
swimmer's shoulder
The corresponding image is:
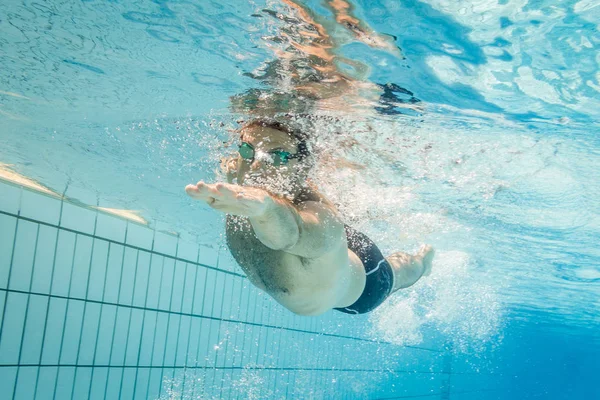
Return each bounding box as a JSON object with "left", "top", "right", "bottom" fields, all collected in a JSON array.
[{"left": 293, "top": 181, "right": 337, "bottom": 210}]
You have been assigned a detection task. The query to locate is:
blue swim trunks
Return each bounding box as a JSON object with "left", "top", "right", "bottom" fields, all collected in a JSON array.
[{"left": 334, "top": 225, "right": 394, "bottom": 315}]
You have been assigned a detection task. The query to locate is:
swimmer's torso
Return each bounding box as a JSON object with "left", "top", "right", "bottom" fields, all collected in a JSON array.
[
  {"left": 224, "top": 189, "right": 359, "bottom": 315},
  {"left": 226, "top": 215, "right": 351, "bottom": 314}
]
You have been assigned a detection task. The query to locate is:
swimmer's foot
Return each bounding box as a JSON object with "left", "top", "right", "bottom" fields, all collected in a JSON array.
[
  {"left": 388, "top": 245, "right": 435, "bottom": 292},
  {"left": 417, "top": 245, "right": 435, "bottom": 277}
]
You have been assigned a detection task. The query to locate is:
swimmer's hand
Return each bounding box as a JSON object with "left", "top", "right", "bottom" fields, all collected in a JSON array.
[{"left": 185, "top": 181, "right": 274, "bottom": 217}]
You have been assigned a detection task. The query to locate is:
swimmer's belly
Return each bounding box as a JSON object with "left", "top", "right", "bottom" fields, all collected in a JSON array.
[
  {"left": 225, "top": 216, "right": 350, "bottom": 315},
  {"left": 236, "top": 246, "right": 350, "bottom": 315},
  {"left": 275, "top": 251, "right": 350, "bottom": 315}
]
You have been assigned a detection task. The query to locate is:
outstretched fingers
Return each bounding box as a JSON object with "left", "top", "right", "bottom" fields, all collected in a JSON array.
[
  {"left": 185, "top": 183, "right": 204, "bottom": 199},
  {"left": 185, "top": 181, "right": 273, "bottom": 217},
  {"left": 214, "top": 182, "right": 239, "bottom": 198},
  {"left": 214, "top": 183, "right": 259, "bottom": 203},
  {"left": 186, "top": 181, "right": 247, "bottom": 208},
  {"left": 185, "top": 181, "right": 218, "bottom": 201}
]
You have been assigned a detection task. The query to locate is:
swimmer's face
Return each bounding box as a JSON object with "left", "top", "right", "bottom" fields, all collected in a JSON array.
[{"left": 236, "top": 125, "right": 308, "bottom": 196}]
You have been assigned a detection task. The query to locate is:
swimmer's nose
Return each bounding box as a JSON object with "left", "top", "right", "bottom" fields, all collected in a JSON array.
[
  {"left": 250, "top": 160, "right": 263, "bottom": 170},
  {"left": 250, "top": 155, "right": 271, "bottom": 170},
  {"left": 252, "top": 151, "right": 274, "bottom": 170}
]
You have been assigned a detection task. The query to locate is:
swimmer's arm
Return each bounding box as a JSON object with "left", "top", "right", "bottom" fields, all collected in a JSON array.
[
  {"left": 185, "top": 181, "right": 344, "bottom": 258},
  {"left": 250, "top": 198, "right": 345, "bottom": 259}
]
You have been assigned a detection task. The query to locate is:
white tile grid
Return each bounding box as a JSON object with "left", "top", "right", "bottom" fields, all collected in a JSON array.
[
  {"left": 36, "top": 298, "right": 63, "bottom": 367},
  {"left": 60, "top": 202, "right": 97, "bottom": 235},
  {"left": 139, "top": 310, "right": 159, "bottom": 367},
  {"left": 41, "top": 367, "right": 61, "bottom": 400},
  {"left": 132, "top": 368, "right": 150, "bottom": 400},
  {"left": 147, "top": 340, "right": 168, "bottom": 399},
  {"left": 120, "top": 368, "right": 136, "bottom": 399},
  {"left": 49, "top": 231, "right": 77, "bottom": 297},
  {"left": 14, "top": 366, "right": 36, "bottom": 400},
  {"left": 180, "top": 262, "right": 197, "bottom": 315},
  {"left": 132, "top": 252, "right": 151, "bottom": 308},
  {"left": 109, "top": 307, "right": 131, "bottom": 365},
  {"left": 125, "top": 222, "right": 154, "bottom": 251},
  {"left": 150, "top": 312, "right": 169, "bottom": 366},
  {"left": 0, "top": 367, "right": 17, "bottom": 398},
  {"left": 0, "top": 180, "right": 452, "bottom": 400},
  {"left": 95, "top": 305, "right": 119, "bottom": 365},
  {"left": 217, "top": 298, "right": 235, "bottom": 371},
  {"left": 102, "top": 244, "right": 126, "bottom": 304},
  {"left": 88, "top": 367, "right": 108, "bottom": 400},
  {"left": 243, "top": 286, "right": 256, "bottom": 324},
  {"left": 157, "top": 258, "right": 176, "bottom": 311},
  {"left": 0, "top": 214, "right": 18, "bottom": 290},
  {"left": 191, "top": 265, "right": 208, "bottom": 316},
  {"left": 212, "top": 272, "right": 227, "bottom": 320},
  {"left": 76, "top": 301, "right": 101, "bottom": 365},
  {"left": 0, "top": 182, "right": 22, "bottom": 215},
  {"left": 122, "top": 308, "right": 142, "bottom": 366},
  {"left": 95, "top": 212, "right": 127, "bottom": 243},
  {"left": 183, "top": 316, "right": 201, "bottom": 369},
  {"left": 224, "top": 274, "right": 237, "bottom": 321},
  {"left": 0, "top": 294, "right": 4, "bottom": 352},
  {"left": 67, "top": 234, "right": 93, "bottom": 299},
  {"left": 117, "top": 247, "right": 139, "bottom": 306},
  {"left": 86, "top": 240, "right": 110, "bottom": 302},
  {"left": 163, "top": 314, "right": 184, "bottom": 366},
  {"left": 227, "top": 277, "right": 241, "bottom": 321},
  {"left": 145, "top": 255, "right": 165, "bottom": 310},
  {"left": 160, "top": 312, "right": 180, "bottom": 366},
  {"left": 0, "top": 292, "right": 27, "bottom": 364},
  {"left": 201, "top": 269, "right": 217, "bottom": 317},
  {"left": 172, "top": 314, "right": 191, "bottom": 367},
  {"left": 104, "top": 368, "right": 123, "bottom": 400},
  {"left": 60, "top": 301, "right": 86, "bottom": 365},
  {"left": 176, "top": 239, "right": 198, "bottom": 264},
  {"left": 254, "top": 316, "right": 266, "bottom": 369},
  {"left": 2, "top": 307, "right": 433, "bottom": 397},
  {"left": 19, "top": 189, "right": 62, "bottom": 226},
  {"left": 153, "top": 231, "right": 178, "bottom": 258},
  {"left": 8, "top": 220, "right": 38, "bottom": 293},
  {"left": 197, "top": 244, "right": 219, "bottom": 269},
  {"left": 169, "top": 261, "right": 186, "bottom": 314}
]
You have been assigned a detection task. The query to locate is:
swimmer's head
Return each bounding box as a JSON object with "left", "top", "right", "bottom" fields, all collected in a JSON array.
[{"left": 235, "top": 118, "right": 313, "bottom": 198}]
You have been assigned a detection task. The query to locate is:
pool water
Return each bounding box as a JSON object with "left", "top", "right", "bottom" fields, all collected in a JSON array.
[{"left": 0, "top": 0, "right": 599, "bottom": 399}]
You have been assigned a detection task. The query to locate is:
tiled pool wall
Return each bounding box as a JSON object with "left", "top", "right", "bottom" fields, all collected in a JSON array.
[{"left": 0, "top": 179, "right": 459, "bottom": 399}]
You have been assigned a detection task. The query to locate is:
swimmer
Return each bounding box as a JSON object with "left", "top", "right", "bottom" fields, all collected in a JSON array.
[{"left": 186, "top": 118, "right": 434, "bottom": 316}]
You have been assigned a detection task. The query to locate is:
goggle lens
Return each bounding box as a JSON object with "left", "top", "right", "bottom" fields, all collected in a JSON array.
[
  {"left": 238, "top": 142, "right": 295, "bottom": 166},
  {"left": 271, "top": 150, "right": 291, "bottom": 166},
  {"left": 238, "top": 142, "right": 255, "bottom": 160}
]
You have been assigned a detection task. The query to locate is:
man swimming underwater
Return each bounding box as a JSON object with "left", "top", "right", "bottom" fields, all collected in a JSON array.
[{"left": 185, "top": 118, "right": 434, "bottom": 316}]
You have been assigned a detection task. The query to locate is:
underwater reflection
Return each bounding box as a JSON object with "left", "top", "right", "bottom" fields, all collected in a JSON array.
[{"left": 230, "top": 0, "right": 420, "bottom": 117}]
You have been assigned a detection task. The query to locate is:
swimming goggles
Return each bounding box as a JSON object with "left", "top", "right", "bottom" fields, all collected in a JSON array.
[{"left": 238, "top": 142, "right": 300, "bottom": 166}]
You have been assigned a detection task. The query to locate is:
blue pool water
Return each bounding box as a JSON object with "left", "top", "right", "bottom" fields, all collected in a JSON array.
[{"left": 0, "top": 0, "right": 599, "bottom": 399}]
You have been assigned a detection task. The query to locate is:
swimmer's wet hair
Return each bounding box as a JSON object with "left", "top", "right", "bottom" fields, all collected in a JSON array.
[{"left": 239, "top": 118, "right": 310, "bottom": 160}]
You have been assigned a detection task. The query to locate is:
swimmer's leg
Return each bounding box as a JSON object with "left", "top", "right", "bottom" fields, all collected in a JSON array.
[{"left": 386, "top": 245, "right": 434, "bottom": 293}]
